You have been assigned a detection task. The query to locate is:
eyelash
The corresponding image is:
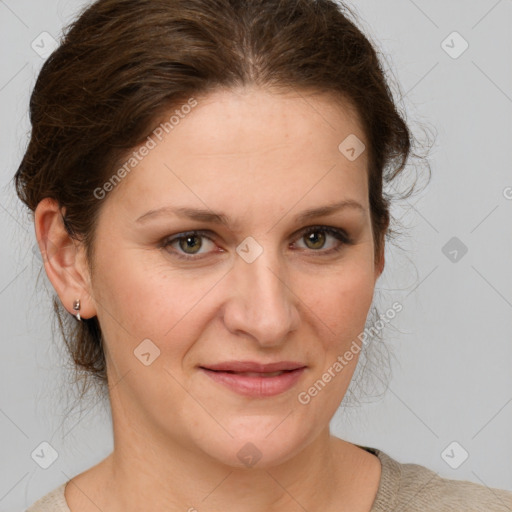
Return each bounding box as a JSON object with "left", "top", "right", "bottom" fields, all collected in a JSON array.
[{"left": 160, "top": 225, "right": 352, "bottom": 261}]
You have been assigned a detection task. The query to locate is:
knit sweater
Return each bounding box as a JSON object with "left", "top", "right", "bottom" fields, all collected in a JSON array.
[{"left": 26, "top": 445, "right": 512, "bottom": 511}]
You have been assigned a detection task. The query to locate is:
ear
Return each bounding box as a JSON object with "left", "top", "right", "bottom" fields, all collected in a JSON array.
[{"left": 34, "top": 197, "right": 97, "bottom": 320}]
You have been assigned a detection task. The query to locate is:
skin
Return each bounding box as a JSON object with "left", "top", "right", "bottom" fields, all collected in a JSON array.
[{"left": 35, "top": 86, "right": 386, "bottom": 512}]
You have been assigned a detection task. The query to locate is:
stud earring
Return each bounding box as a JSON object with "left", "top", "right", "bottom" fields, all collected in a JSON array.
[{"left": 72, "top": 299, "right": 81, "bottom": 321}]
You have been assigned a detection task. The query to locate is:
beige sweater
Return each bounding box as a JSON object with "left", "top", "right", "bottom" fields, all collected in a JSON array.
[{"left": 26, "top": 445, "right": 512, "bottom": 511}]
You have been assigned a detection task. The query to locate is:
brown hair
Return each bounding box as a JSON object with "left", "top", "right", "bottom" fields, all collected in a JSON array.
[{"left": 14, "top": 0, "right": 431, "bottom": 408}]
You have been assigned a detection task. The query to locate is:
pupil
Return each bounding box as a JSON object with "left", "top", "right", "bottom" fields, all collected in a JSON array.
[
  {"left": 181, "top": 235, "right": 201, "bottom": 253},
  {"left": 306, "top": 231, "right": 325, "bottom": 249}
]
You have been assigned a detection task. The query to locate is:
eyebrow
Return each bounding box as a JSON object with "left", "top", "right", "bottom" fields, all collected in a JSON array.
[{"left": 135, "top": 199, "right": 367, "bottom": 228}]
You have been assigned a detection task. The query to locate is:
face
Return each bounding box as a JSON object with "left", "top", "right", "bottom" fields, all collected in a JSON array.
[{"left": 83, "top": 86, "right": 384, "bottom": 468}]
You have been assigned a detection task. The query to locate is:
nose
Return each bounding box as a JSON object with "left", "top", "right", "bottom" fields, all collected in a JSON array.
[{"left": 222, "top": 244, "right": 300, "bottom": 347}]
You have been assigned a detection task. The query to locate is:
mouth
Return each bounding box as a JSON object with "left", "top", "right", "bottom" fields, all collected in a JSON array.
[
  {"left": 200, "top": 360, "right": 306, "bottom": 373},
  {"left": 203, "top": 369, "right": 295, "bottom": 377},
  {"left": 199, "top": 364, "right": 307, "bottom": 397}
]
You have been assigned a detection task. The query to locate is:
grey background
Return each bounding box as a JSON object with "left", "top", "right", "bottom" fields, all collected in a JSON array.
[{"left": 1, "top": 0, "right": 511, "bottom": 509}]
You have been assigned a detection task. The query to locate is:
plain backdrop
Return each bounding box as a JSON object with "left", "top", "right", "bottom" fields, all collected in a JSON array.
[{"left": 1, "top": 0, "right": 511, "bottom": 509}]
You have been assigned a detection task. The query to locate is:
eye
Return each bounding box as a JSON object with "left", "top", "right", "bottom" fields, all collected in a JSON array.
[
  {"left": 161, "top": 226, "right": 352, "bottom": 261},
  {"left": 292, "top": 226, "right": 351, "bottom": 254},
  {"left": 162, "top": 230, "right": 217, "bottom": 260}
]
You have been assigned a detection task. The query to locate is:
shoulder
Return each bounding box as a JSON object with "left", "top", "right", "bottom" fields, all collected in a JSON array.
[
  {"left": 399, "top": 459, "right": 512, "bottom": 511},
  {"left": 363, "top": 446, "right": 512, "bottom": 512},
  {"left": 25, "top": 482, "right": 70, "bottom": 512}
]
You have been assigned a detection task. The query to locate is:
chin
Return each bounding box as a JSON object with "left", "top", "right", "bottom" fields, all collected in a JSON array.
[{"left": 198, "top": 424, "right": 314, "bottom": 470}]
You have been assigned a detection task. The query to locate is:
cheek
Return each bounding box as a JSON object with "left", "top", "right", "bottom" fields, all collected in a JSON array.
[
  {"left": 295, "top": 267, "right": 374, "bottom": 414},
  {"left": 338, "top": 271, "right": 375, "bottom": 335},
  {"left": 299, "top": 261, "right": 376, "bottom": 343},
  {"left": 91, "top": 255, "right": 214, "bottom": 402},
  {"left": 93, "top": 246, "right": 216, "bottom": 342}
]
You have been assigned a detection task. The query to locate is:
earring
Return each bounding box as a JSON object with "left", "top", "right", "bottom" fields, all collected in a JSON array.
[{"left": 72, "top": 299, "right": 81, "bottom": 321}]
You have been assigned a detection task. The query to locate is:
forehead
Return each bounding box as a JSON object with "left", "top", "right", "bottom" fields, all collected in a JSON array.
[
  {"left": 174, "top": 86, "right": 365, "bottom": 155},
  {"left": 105, "top": 86, "right": 369, "bottom": 220}
]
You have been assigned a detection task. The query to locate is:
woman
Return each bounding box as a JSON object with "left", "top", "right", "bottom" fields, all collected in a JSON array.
[{"left": 16, "top": 0, "right": 512, "bottom": 510}]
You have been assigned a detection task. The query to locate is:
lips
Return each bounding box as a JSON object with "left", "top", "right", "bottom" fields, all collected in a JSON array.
[
  {"left": 200, "top": 361, "right": 306, "bottom": 373},
  {"left": 225, "top": 370, "right": 287, "bottom": 377},
  {"left": 200, "top": 363, "right": 307, "bottom": 397}
]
